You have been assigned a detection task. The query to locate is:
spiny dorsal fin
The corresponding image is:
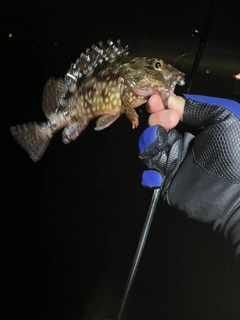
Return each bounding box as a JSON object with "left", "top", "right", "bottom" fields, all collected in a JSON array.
[
  {"left": 64, "top": 39, "right": 129, "bottom": 83},
  {"left": 42, "top": 78, "right": 69, "bottom": 118}
]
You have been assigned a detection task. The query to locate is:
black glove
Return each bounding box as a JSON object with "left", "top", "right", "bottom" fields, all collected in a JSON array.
[{"left": 138, "top": 95, "right": 240, "bottom": 259}]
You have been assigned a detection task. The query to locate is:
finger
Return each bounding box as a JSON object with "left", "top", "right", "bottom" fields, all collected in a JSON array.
[
  {"left": 167, "top": 95, "right": 185, "bottom": 121},
  {"left": 148, "top": 109, "right": 180, "bottom": 130},
  {"left": 146, "top": 94, "right": 165, "bottom": 113}
]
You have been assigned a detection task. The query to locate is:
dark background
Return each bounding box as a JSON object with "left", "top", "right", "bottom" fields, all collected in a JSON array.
[{"left": 2, "top": 0, "right": 240, "bottom": 319}]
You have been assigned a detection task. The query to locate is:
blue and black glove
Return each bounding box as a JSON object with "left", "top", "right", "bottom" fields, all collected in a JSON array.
[{"left": 138, "top": 95, "right": 240, "bottom": 258}]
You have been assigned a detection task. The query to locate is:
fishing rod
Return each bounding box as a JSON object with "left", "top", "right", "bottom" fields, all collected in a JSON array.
[
  {"left": 186, "top": 0, "right": 217, "bottom": 93},
  {"left": 117, "top": 3, "right": 217, "bottom": 319},
  {"left": 116, "top": 188, "right": 161, "bottom": 320}
]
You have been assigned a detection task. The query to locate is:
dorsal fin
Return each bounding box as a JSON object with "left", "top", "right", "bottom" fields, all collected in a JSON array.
[
  {"left": 42, "top": 78, "right": 69, "bottom": 118},
  {"left": 64, "top": 39, "right": 129, "bottom": 83},
  {"left": 42, "top": 40, "right": 129, "bottom": 119}
]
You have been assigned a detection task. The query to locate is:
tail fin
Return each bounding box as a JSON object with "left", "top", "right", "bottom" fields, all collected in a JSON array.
[{"left": 10, "top": 121, "right": 55, "bottom": 162}]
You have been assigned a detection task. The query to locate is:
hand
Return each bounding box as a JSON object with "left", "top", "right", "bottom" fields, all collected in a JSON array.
[
  {"left": 138, "top": 94, "right": 187, "bottom": 189},
  {"left": 146, "top": 94, "right": 184, "bottom": 129},
  {"left": 139, "top": 94, "right": 240, "bottom": 258}
]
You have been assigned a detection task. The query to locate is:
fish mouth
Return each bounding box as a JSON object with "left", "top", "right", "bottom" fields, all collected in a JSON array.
[
  {"left": 157, "top": 89, "right": 170, "bottom": 107},
  {"left": 156, "top": 85, "right": 180, "bottom": 107}
]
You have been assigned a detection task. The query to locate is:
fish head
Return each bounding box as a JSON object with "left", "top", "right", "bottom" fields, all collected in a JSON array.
[{"left": 121, "top": 57, "right": 185, "bottom": 104}]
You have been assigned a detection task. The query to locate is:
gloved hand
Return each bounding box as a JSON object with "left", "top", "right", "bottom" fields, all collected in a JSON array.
[{"left": 139, "top": 94, "right": 240, "bottom": 258}]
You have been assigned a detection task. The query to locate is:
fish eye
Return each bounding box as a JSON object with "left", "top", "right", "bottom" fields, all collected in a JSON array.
[{"left": 155, "top": 61, "right": 161, "bottom": 70}]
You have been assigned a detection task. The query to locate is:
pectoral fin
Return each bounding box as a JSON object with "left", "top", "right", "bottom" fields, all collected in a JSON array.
[{"left": 122, "top": 89, "right": 140, "bottom": 129}]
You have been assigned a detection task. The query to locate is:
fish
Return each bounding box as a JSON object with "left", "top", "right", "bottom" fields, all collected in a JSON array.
[{"left": 10, "top": 39, "right": 185, "bottom": 162}]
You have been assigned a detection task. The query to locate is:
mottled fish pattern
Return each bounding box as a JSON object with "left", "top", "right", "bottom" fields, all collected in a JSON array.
[{"left": 10, "top": 39, "right": 185, "bottom": 162}]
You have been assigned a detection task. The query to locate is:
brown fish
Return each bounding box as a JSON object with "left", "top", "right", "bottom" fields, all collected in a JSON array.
[{"left": 10, "top": 39, "right": 185, "bottom": 162}]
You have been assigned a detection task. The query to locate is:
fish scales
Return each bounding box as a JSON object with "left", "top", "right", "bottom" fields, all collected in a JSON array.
[{"left": 10, "top": 39, "right": 185, "bottom": 162}]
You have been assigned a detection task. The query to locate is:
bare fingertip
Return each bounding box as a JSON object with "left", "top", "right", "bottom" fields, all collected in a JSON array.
[
  {"left": 147, "top": 94, "right": 164, "bottom": 113},
  {"left": 148, "top": 110, "right": 180, "bottom": 130}
]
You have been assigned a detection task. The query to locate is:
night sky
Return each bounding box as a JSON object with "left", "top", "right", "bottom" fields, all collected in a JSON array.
[{"left": 3, "top": 1, "right": 240, "bottom": 319}]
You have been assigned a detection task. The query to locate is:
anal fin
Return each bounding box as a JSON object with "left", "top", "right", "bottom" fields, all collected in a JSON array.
[
  {"left": 94, "top": 113, "right": 121, "bottom": 131},
  {"left": 62, "top": 120, "right": 89, "bottom": 144}
]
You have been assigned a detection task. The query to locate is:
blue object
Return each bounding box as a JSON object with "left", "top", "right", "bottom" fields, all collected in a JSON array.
[
  {"left": 138, "top": 126, "right": 158, "bottom": 152},
  {"left": 142, "top": 170, "right": 162, "bottom": 188},
  {"left": 184, "top": 94, "right": 240, "bottom": 120}
]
